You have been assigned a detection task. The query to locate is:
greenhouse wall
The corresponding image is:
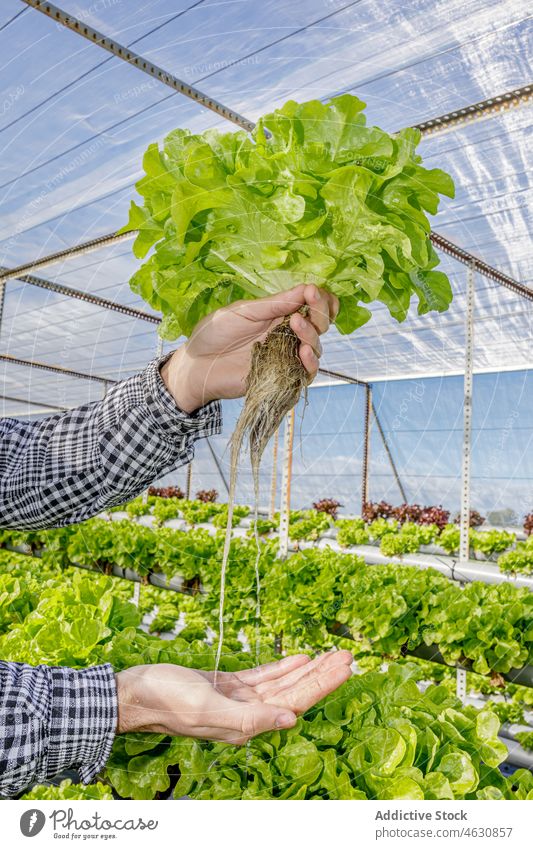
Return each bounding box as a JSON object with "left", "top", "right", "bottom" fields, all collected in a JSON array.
[{"left": 155, "top": 368, "right": 532, "bottom": 518}]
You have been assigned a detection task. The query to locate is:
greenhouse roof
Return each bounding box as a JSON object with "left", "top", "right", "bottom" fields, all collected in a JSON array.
[{"left": 0, "top": 0, "right": 531, "bottom": 414}]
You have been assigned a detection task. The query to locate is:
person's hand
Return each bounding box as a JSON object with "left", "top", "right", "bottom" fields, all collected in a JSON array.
[
  {"left": 160, "top": 284, "right": 339, "bottom": 413},
  {"left": 115, "top": 651, "right": 352, "bottom": 745}
]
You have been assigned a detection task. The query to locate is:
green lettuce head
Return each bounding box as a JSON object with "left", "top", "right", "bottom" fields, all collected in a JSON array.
[{"left": 122, "top": 94, "right": 455, "bottom": 339}]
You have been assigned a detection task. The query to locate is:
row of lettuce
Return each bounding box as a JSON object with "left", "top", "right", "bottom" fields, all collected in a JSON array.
[
  {"left": 105, "top": 496, "right": 533, "bottom": 575},
  {"left": 143, "top": 492, "right": 533, "bottom": 538},
  {"left": 1, "top": 547, "right": 533, "bottom": 801},
  {"left": 2, "top": 517, "right": 533, "bottom": 676}
]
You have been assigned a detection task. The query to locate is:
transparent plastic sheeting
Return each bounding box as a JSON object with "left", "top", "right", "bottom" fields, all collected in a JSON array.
[{"left": 156, "top": 367, "right": 532, "bottom": 519}]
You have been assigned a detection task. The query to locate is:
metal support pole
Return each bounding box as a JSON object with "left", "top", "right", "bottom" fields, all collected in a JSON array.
[
  {"left": 456, "top": 261, "right": 476, "bottom": 701},
  {"left": 361, "top": 385, "right": 372, "bottom": 512},
  {"left": 132, "top": 580, "right": 141, "bottom": 607},
  {"left": 206, "top": 438, "right": 229, "bottom": 496},
  {"left": 414, "top": 83, "right": 532, "bottom": 138},
  {"left": 278, "top": 410, "right": 295, "bottom": 558},
  {"left": 185, "top": 462, "right": 193, "bottom": 500},
  {"left": 269, "top": 428, "right": 279, "bottom": 519},
  {"left": 459, "top": 263, "right": 476, "bottom": 563},
  {"left": 0, "top": 280, "right": 6, "bottom": 336},
  {"left": 372, "top": 402, "right": 408, "bottom": 503}
]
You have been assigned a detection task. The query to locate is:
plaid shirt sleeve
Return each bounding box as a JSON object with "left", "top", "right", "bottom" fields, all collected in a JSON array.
[
  {"left": 0, "top": 354, "right": 221, "bottom": 529},
  {"left": 0, "top": 661, "right": 117, "bottom": 797}
]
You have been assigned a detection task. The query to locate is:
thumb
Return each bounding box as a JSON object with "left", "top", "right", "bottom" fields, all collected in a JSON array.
[{"left": 232, "top": 702, "right": 297, "bottom": 742}]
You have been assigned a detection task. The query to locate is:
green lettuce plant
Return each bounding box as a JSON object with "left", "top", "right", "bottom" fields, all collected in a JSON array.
[{"left": 122, "top": 95, "right": 454, "bottom": 339}]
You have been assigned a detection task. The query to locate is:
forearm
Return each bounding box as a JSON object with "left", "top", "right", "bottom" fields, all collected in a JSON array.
[
  {"left": 0, "top": 661, "right": 117, "bottom": 797},
  {"left": 0, "top": 355, "right": 221, "bottom": 529}
]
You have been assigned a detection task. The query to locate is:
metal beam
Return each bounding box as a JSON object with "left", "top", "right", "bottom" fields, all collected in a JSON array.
[
  {"left": 0, "top": 393, "right": 67, "bottom": 411},
  {"left": 414, "top": 84, "right": 532, "bottom": 138},
  {"left": 430, "top": 232, "right": 533, "bottom": 301},
  {"left": 0, "top": 354, "right": 117, "bottom": 385},
  {"left": 0, "top": 231, "right": 134, "bottom": 281},
  {"left": 371, "top": 402, "right": 408, "bottom": 503},
  {"left": 0, "top": 266, "right": 160, "bottom": 322},
  {"left": 22, "top": 0, "right": 254, "bottom": 131},
  {"left": 318, "top": 367, "right": 368, "bottom": 387},
  {"left": 405, "top": 642, "right": 533, "bottom": 690}
]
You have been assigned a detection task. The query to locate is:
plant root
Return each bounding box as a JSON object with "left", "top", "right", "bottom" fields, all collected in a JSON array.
[
  {"left": 230, "top": 317, "right": 309, "bottom": 481},
  {"left": 214, "top": 315, "right": 309, "bottom": 682}
]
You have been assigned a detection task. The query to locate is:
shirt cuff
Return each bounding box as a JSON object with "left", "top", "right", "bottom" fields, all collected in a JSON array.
[
  {"left": 46, "top": 664, "right": 118, "bottom": 785},
  {"left": 141, "top": 354, "right": 222, "bottom": 440}
]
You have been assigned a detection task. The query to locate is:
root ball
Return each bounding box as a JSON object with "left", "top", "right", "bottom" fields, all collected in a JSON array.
[{"left": 230, "top": 318, "right": 309, "bottom": 479}]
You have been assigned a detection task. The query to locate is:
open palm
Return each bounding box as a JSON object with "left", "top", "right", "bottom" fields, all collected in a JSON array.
[{"left": 116, "top": 651, "right": 352, "bottom": 745}]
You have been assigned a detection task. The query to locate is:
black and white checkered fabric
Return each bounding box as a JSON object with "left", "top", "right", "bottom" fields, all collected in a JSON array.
[
  {"left": 0, "top": 661, "right": 117, "bottom": 796},
  {"left": 0, "top": 355, "right": 222, "bottom": 795},
  {"left": 0, "top": 355, "right": 221, "bottom": 528}
]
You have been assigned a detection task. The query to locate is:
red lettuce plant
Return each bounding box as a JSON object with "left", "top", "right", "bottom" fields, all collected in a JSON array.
[
  {"left": 362, "top": 501, "right": 394, "bottom": 522},
  {"left": 419, "top": 505, "right": 450, "bottom": 530},
  {"left": 147, "top": 486, "right": 185, "bottom": 499},
  {"left": 453, "top": 509, "right": 485, "bottom": 528},
  {"left": 313, "top": 499, "right": 342, "bottom": 519},
  {"left": 196, "top": 489, "right": 218, "bottom": 503}
]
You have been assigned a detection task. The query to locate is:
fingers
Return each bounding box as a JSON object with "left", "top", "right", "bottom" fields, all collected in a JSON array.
[
  {"left": 235, "top": 654, "right": 311, "bottom": 687},
  {"left": 284, "top": 662, "right": 352, "bottom": 715},
  {"left": 257, "top": 649, "right": 352, "bottom": 698},
  {"left": 289, "top": 312, "right": 322, "bottom": 357},
  {"left": 234, "top": 284, "right": 339, "bottom": 329},
  {"left": 302, "top": 284, "right": 330, "bottom": 335},
  {"left": 290, "top": 285, "right": 339, "bottom": 378},
  {"left": 221, "top": 701, "right": 297, "bottom": 745},
  {"left": 217, "top": 653, "right": 351, "bottom": 743},
  {"left": 299, "top": 343, "right": 319, "bottom": 379},
  {"left": 271, "top": 654, "right": 353, "bottom": 716}
]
